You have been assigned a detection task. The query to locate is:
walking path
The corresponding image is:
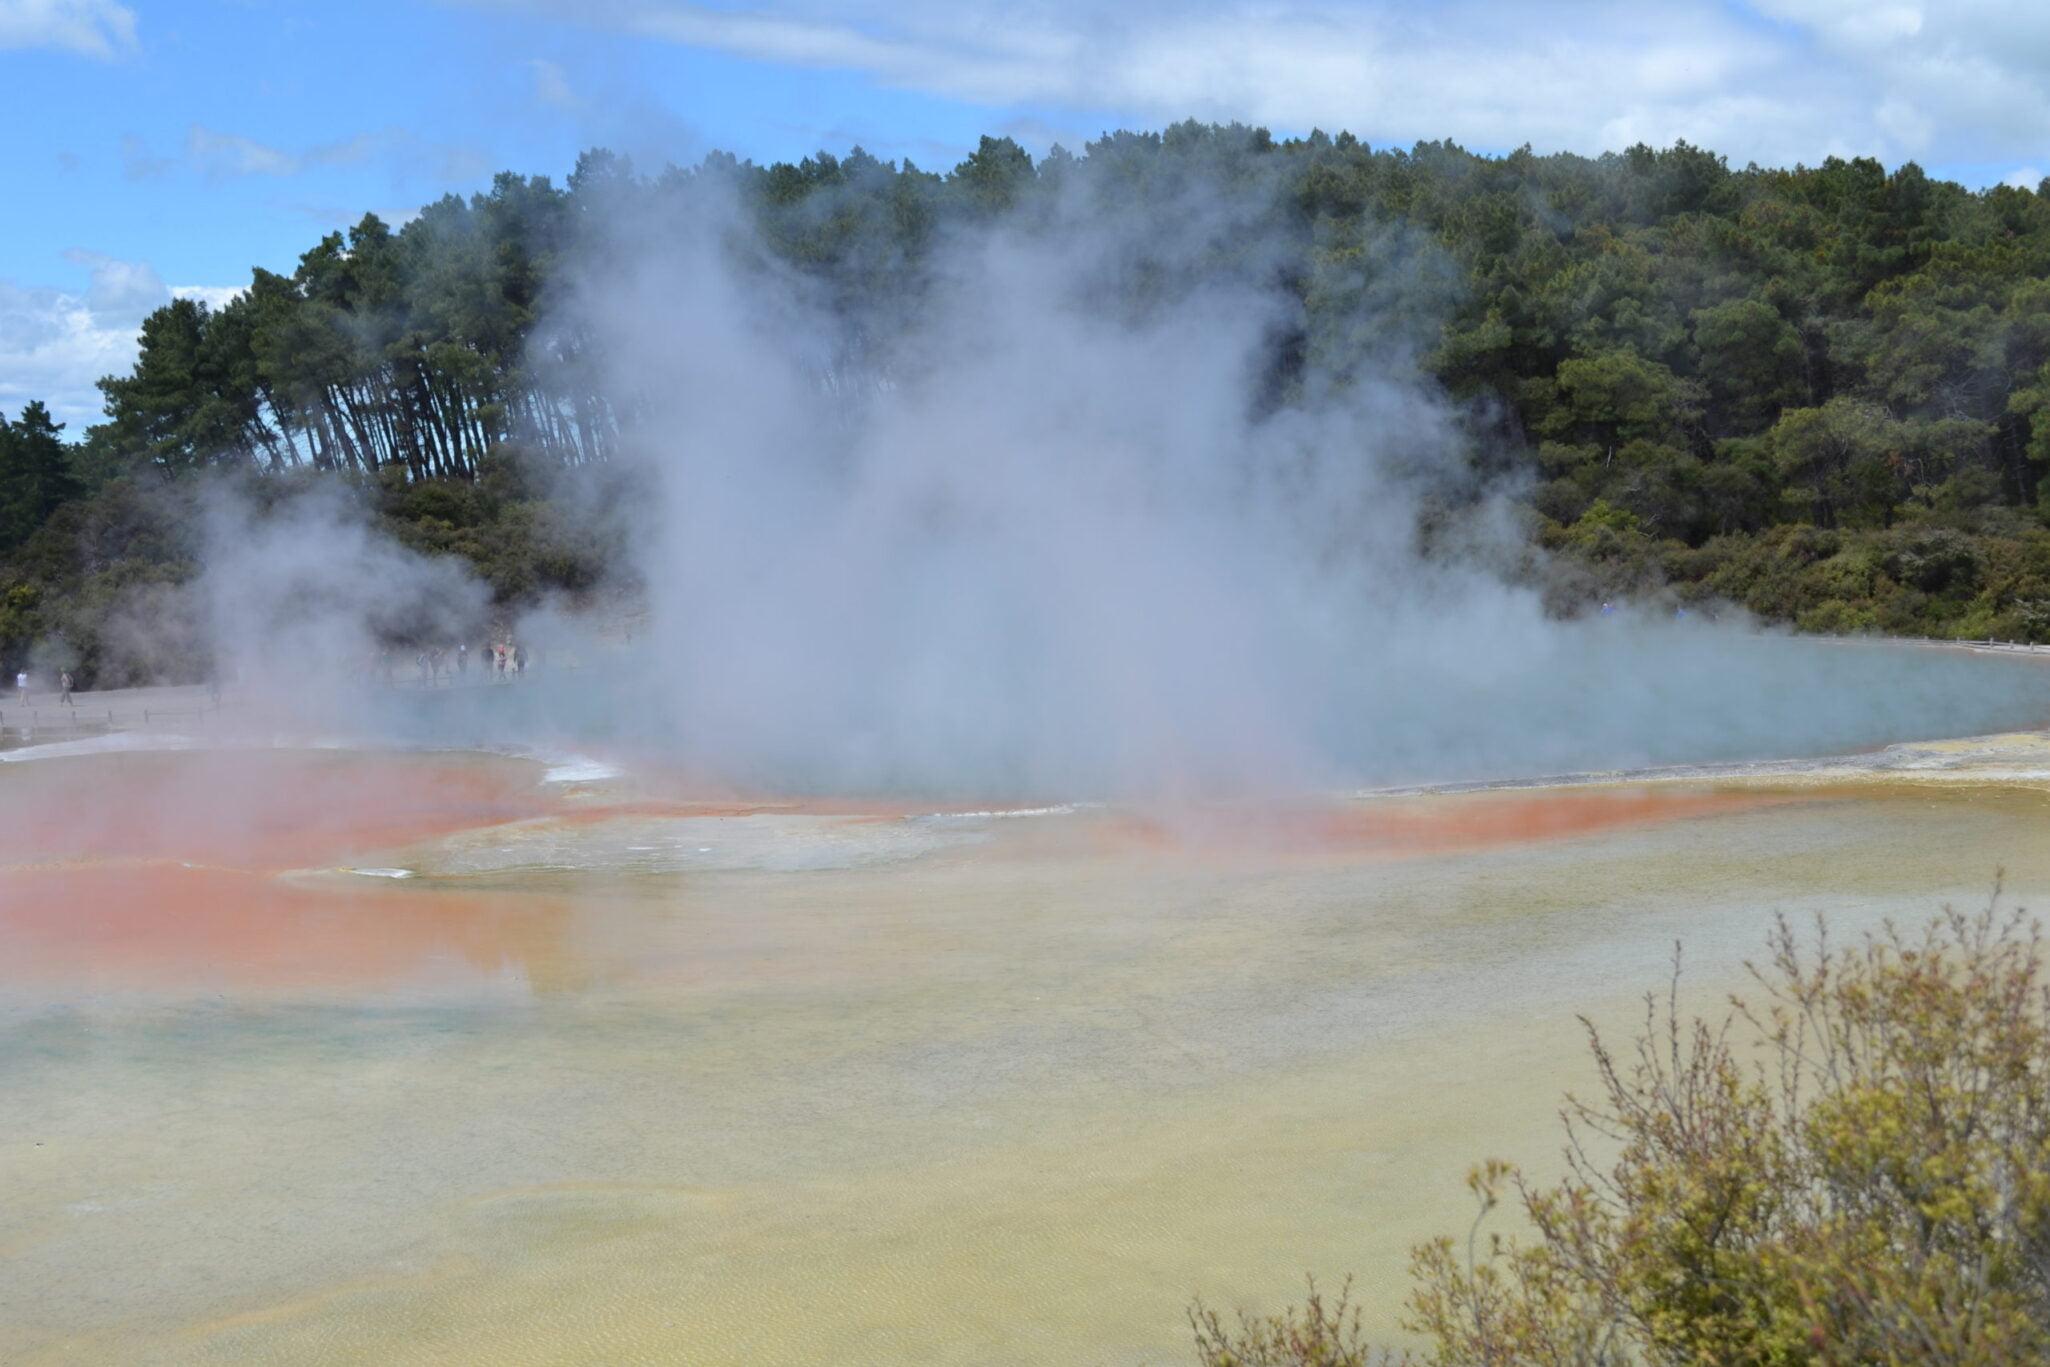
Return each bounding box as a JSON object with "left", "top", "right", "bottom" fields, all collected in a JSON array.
[
  {"left": 0, "top": 681, "right": 229, "bottom": 748},
  {"left": 0, "top": 666, "right": 568, "bottom": 750}
]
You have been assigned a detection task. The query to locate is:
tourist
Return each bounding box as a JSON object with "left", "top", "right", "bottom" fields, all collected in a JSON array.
[
  {"left": 14, "top": 669, "right": 25, "bottom": 704},
  {"left": 59, "top": 671, "right": 73, "bottom": 706},
  {"left": 456, "top": 642, "right": 468, "bottom": 676}
]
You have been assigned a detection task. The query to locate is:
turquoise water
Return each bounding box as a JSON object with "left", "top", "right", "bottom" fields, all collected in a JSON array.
[{"left": 369, "top": 636, "right": 2050, "bottom": 796}]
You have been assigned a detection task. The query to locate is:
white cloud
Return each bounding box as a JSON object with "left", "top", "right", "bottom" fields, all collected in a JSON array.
[
  {"left": 0, "top": 255, "right": 238, "bottom": 431},
  {"left": 1751, "top": 0, "right": 1923, "bottom": 48},
  {"left": 460, "top": 0, "right": 2050, "bottom": 178},
  {"left": 61, "top": 247, "right": 168, "bottom": 320},
  {"left": 186, "top": 125, "right": 305, "bottom": 178},
  {"left": 1873, "top": 95, "right": 1934, "bottom": 154},
  {"left": 0, "top": 0, "right": 136, "bottom": 59},
  {"left": 173, "top": 283, "right": 245, "bottom": 312},
  {"left": 183, "top": 125, "right": 384, "bottom": 181},
  {"left": 140, "top": 124, "right": 483, "bottom": 188},
  {"left": 2004, "top": 166, "right": 2044, "bottom": 190},
  {"left": 528, "top": 56, "right": 578, "bottom": 109},
  {"left": 118, "top": 131, "right": 173, "bottom": 180},
  {"left": 0, "top": 280, "right": 139, "bottom": 429}
]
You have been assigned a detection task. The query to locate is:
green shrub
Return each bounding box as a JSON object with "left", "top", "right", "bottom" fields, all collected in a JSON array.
[
  {"left": 1201, "top": 899, "right": 2050, "bottom": 1365},
  {"left": 1191, "top": 1278, "right": 1390, "bottom": 1367}
]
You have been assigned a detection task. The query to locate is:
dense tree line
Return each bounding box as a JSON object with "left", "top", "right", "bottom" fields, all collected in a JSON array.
[
  {"left": 12, "top": 123, "right": 2050, "bottom": 681},
  {"left": 88, "top": 170, "right": 603, "bottom": 480},
  {"left": 0, "top": 403, "right": 80, "bottom": 551}
]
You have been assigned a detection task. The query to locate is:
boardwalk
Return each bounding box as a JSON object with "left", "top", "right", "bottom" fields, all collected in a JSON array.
[
  {"left": 0, "top": 666, "right": 567, "bottom": 751},
  {"left": 0, "top": 681, "right": 232, "bottom": 749}
]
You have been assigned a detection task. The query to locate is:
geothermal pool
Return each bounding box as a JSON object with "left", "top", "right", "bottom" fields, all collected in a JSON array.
[{"left": 7, "top": 724, "right": 2050, "bottom": 1362}]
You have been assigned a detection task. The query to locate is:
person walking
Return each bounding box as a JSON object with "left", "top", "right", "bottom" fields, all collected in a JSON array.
[
  {"left": 14, "top": 669, "right": 26, "bottom": 705},
  {"left": 59, "top": 670, "right": 73, "bottom": 706},
  {"left": 456, "top": 642, "right": 468, "bottom": 677}
]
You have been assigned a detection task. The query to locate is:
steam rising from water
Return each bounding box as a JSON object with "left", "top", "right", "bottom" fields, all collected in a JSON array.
[
  {"left": 538, "top": 174, "right": 2050, "bottom": 796},
  {"left": 581, "top": 197, "right": 1486, "bottom": 795},
  {"left": 203, "top": 483, "right": 490, "bottom": 715},
  {"left": 186, "top": 166, "right": 2050, "bottom": 797}
]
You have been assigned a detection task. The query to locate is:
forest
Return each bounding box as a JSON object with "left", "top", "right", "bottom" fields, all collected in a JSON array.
[{"left": 9, "top": 122, "right": 2050, "bottom": 683}]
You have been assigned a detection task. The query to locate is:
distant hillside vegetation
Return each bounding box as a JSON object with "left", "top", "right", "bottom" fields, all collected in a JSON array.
[{"left": 10, "top": 124, "right": 2050, "bottom": 682}]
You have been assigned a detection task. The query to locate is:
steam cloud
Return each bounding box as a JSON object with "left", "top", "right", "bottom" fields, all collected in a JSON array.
[
  {"left": 193, "top": 162, "right": 2050, "bottom": 798},
  {"left": 202, "top": 483, "right": 490, "bottom": 703},
  {"left": 529, "top": 170, "right": 2050, "bottom": 797}
]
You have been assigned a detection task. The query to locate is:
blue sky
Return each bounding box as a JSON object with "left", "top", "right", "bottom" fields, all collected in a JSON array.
[{"left": 4, "top": 0, "right": 2047, "bottom": 427}]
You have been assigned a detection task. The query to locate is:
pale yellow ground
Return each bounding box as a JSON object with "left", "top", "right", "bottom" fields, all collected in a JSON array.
[{"left": 6, "top": 741, "right": 2050, "bottom": 1364}]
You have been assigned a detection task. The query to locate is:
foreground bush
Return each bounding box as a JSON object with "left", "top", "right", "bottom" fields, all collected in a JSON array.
[
  {"left": 1199, "top": 897, "right": 2050, "bottom": 1365},
  {"left": 1190, "top": 1277, "right": 1389, "bottom": 1367}
]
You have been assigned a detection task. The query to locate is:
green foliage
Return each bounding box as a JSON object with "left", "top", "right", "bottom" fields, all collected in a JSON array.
[
  {"left": 1403, "top": 900, "right": 2050, "bottom": 1364},
  {"left": 0, "top": 402, "right": 83, "bottom": 554},
  {"left": 1692, "top": 297, "right": 1806, "bottom": 433},
  {"left": 1204, "top": 900, "right": 2050, "bottom": 1365},
  {"left": 0, "top": 475, "right": 204, "bottom": 684},
  {"left": 0, "top": 455, "right": 626, "bottom": 686},
  {"left": 20, "top": 125, "right": 2050, "bottom": 676},
  {"left": 1191, "top": 1278, "right": 1395, "bottom": 1367},
  {"left": 1545, "top": 349, "right": 1698, "bottom": 447},
  {"left": 1766, "top": 399, "right": 1906, "bottom": 528}
]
